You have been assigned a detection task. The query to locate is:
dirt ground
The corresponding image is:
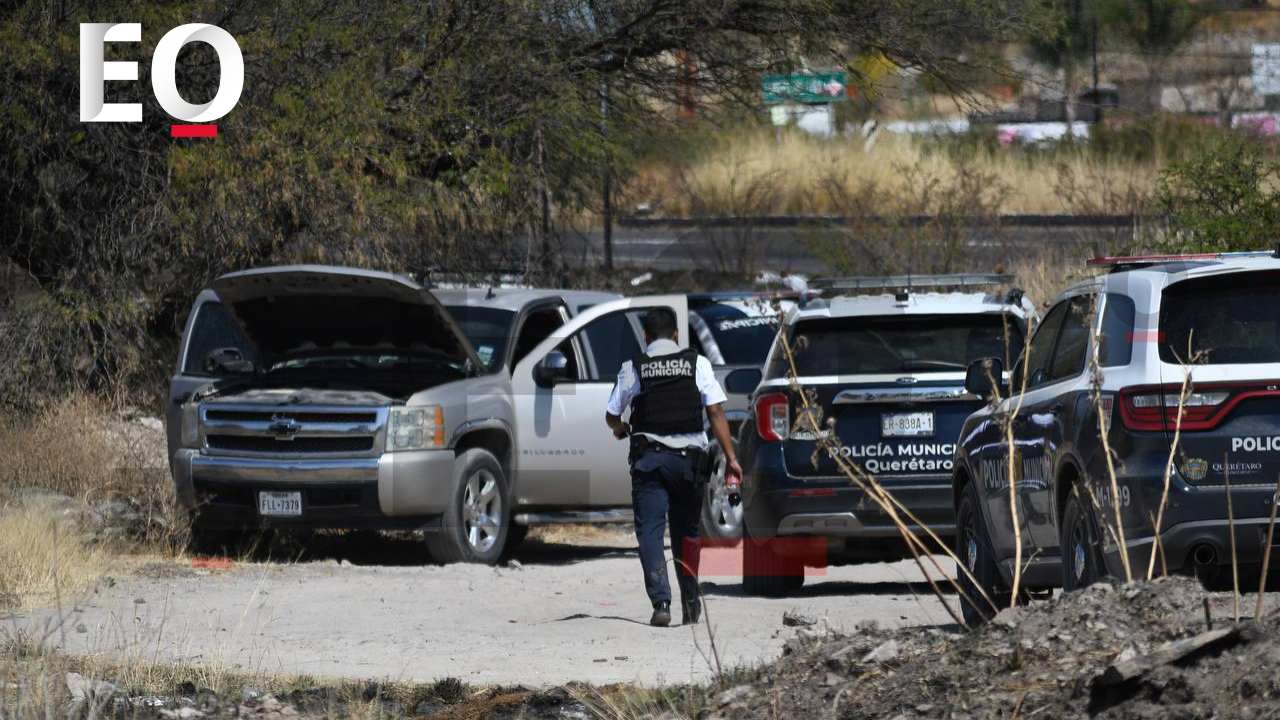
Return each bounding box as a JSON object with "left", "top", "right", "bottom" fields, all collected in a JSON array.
[
  {"left": 9, "top": 529, "right": 959, "bottom": 688},
  {"left": 720, "top": 576, "right": 1280, "bottom": 720}
]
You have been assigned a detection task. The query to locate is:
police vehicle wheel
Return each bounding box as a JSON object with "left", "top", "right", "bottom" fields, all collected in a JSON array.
[
  {"left": 1061, "top": 486, "right": 1104, "bottom": 592},
  {"left": 427, "top": 449, "right": 509, "bottom": 565},
  {"left": 956, "top": 481, "right": 1010, "bottom": 625},
  {"left": 741, "top": 523, "right": 792, "bottom": 597},
  {"left": 701, "top": 440, "right": 743, "bottom": 540}
]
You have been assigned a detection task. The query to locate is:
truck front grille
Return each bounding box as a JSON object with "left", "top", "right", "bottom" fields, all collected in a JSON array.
[
  {"left": 200, "top": 404, "right": 387, "bottom": 457},
  {"left": 205, "top": 409, "right": 379, "bottom": 424},
  {"left": 205, "top": 435, "right": 375, "bottom": 454}
]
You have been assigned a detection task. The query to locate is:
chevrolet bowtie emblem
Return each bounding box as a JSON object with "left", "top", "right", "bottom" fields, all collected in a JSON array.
[{"left": 268, "top": 417, "right": 302, "bottom": 440}]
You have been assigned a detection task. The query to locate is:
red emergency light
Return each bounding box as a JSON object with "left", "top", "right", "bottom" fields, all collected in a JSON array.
[{"left": 1086, "top": 251, "right": 1276, "bottom": 269}]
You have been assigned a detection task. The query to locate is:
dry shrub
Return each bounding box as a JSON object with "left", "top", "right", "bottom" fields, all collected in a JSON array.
[
  {"left": 0, "top": 395, "right": 171, "bottom": 510},
  {"left": 634, "top": 128, "right": 1161, "bottom": 217},
  {"left": 0, "top": 395, "right": 181, "bottom": 609},
  {"left": 1000, "top": 249, "right": 1098, "bottom": 313},
  {"left": 0, "top": 504, "right": 116, "bottom": 612}
]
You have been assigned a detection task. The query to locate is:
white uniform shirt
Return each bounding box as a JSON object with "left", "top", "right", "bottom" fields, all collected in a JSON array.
[{"left": 606, "top": 338, "right": 727, "bottom": 450}]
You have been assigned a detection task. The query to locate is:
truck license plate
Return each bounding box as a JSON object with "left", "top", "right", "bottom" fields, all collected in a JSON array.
[
  {"left": 258, "top": 491, "right": 303, "bottom": 516},
  {"left": 881, "top": 412, "right": 934, "bottom": 437}
]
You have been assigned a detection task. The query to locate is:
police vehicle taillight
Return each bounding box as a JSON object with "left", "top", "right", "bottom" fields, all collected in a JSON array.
[
  {"left": 1119, "top": 385, "right": 1235, "bottom": 432},
  {"left": 755, "top": 392, "right": 790, "bottom": 442}
]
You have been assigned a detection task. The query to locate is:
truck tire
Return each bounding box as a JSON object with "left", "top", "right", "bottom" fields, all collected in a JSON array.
[
  {"left": 1061, "top": 485, "right": 1105, "bottom": 592},
  {"left": 955, "top": 480, "right": 1010, "bottom": 625},
  {"left": 701, "top": 440, "right": 744, "bottom": 541},
  {"left": 426, "top": 449, "right": 509, "bottom": 565},
  {"left": 741, "top": 523, "right": 792, "bottom": 597}
]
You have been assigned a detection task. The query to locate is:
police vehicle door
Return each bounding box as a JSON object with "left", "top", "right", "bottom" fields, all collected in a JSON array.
[
  {"left": 1016, "top": 293, "right": 1095, "bottom": 553},
  {"left": 985, "top": 300, "right": 1068, "bottom": 563},
  {"left": 510, "top": 296, "right": 689, "bottom": 508}
]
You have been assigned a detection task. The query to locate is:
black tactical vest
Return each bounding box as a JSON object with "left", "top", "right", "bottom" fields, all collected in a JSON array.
[{"left": 630, "top": 348, "right": 704, "bottom": 435}]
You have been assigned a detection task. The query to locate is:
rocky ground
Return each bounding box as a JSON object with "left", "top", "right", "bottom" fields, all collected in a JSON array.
[{"left": 711, "top": 576, "right": 1280, "bottom": 720}]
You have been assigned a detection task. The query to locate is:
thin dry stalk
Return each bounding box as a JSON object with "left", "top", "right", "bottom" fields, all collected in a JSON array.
[
  {"left": 1225, "top": 453, "right": 1240, "bottom": 623},
  {"left": 1148, "top": 338, "right": 1199, "bottom": 581},
  {"left": 987, "top": 324, "right": 1034, "bottom": 608},
  {"left": 1148, "top": 373, "right": 1191, "bottom": 580},
  {"left": 1146, "top": 510, "right": 1168, "bottom": 578},
  {"left": 671, "top": 557, "right": 723, "bottom": 680},
  {"left": 1255, "top": 473, "right": 1280, "bottom": 621},
  {"left": 1088, "top": 326, "right": 1132, "bottom": 583}
]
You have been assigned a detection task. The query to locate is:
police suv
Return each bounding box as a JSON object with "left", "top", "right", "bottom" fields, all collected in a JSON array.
[
  {"left": 954, "top": 252, "right": 1280, "bottom": 623},
  {"left": 737, "top": 274, "right": 1034, "bottom": 596}
]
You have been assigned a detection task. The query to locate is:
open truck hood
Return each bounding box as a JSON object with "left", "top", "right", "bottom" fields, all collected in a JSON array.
[{"left": 210, "top": 265, "right": 484, "bottom": 370}]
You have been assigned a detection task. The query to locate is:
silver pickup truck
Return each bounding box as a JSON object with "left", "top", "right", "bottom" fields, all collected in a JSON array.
[{"left": 166, "top": 265, "right": 685, "bottom": 563}]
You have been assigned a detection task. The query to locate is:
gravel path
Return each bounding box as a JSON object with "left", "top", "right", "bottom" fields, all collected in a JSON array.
[{"left": 16, "top": 533, "right": 957, "bottom": 687}]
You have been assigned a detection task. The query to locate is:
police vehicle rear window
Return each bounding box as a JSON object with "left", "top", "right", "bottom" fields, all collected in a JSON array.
[
  {"left": 768, "top": 314, "right": 1023, "bottom": 378},
  {"left": 1160, "top": 271, "right": 1280, "bottom": 365},
  {"left": 694, "top": 303, "right": 779, "bottom": 365}
]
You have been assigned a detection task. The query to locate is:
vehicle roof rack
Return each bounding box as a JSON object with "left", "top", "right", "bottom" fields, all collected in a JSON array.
[
  {"left": 808, "top": 273, "right": 1016, "bottom": 292},
  {"left": 1086, "top": 251, "right": 1276, "bottom": 271}
]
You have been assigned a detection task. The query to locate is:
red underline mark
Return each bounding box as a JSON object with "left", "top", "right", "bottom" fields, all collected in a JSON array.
[{"left": 171, "top": 125, "right": 217, "bottom": 138}]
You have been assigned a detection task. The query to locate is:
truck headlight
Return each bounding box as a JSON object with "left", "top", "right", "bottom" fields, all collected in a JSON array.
[
  {"left": 386, "top": 406, "right": 445, "bottom": 451},
  {"left": 181, "top": 402, "right": 201, "bottom": 449}
]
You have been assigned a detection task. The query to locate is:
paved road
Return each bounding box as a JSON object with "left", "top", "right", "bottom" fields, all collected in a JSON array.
[
  {"left": 548, "top": 221, "right": 1128, "bottom": 274},
  {"left": 18, "top": 532, "right": 959, "bottom": 687}
]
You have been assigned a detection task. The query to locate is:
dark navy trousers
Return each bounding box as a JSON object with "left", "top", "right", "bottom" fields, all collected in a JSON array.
[{"left": 631, "top": 449, "right": 704, "bottom": 605}]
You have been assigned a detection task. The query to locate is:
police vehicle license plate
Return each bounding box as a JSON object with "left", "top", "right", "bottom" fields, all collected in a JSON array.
[
  {"left": 258, "top": 491, "right": 302, "bottom": 516},
  {"left": 881, "top": 412, "right": 934, "bottom": 437}
]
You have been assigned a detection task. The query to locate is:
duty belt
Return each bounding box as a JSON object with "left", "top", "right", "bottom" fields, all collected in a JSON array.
[{"left": 640, "top": 440, "right": 699, "bottom": 457}]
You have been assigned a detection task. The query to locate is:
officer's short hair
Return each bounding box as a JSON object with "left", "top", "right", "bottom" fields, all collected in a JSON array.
[{"left": 641, "top": 308, "right": 678, "bottom": 339}]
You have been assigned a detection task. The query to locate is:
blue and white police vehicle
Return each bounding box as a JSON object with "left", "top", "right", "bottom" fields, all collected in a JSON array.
[
  {"left": 954, "top": 251, "right": 1280, "bottom": 623},
  {"left": 737, "top": 274, "right": 1034, "bottom": 596}
]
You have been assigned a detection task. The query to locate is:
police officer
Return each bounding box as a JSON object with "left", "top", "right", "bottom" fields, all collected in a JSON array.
[{"left": 605, "top": 308, "right": 743, "bottom": 627}]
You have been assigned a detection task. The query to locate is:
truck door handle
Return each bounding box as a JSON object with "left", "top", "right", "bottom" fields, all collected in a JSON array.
[{"left": 1049, "top": 402, "right": 1066, "bottom": 415}]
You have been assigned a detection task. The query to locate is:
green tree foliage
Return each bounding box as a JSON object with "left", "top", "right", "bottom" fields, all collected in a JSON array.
[
  {"left": 1156, "top": 139, "right": 1280, "bottom": 253},
  {"left": 0, "top": 0, "right": 1046, "bottom": 408},
  {"left": 1101, "top": 0, "right": 1202, "bottom": 56}
]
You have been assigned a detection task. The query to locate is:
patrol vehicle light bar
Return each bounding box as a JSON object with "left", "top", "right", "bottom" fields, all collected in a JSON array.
[
  {"left": 809, "top": 274, "right": 1015, "bottom": 292},
  {"left": 1086, "top": 251, "right": 1275, "bottom": 269}
]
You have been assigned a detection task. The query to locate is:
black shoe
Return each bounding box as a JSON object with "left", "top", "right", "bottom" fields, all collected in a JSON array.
[
  {"left": 682, "top": 600, "right": 702, "bottom": 625},
  {"left": 650, "top": 601, "right": 671, "bottom": 627}
]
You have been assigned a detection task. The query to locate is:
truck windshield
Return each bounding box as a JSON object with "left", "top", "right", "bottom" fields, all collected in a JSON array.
[
  {"left": 695, "top": 303, "right": 780, "bottom": 365},
  {"left": 1160, "top": 270, "right": 1280, "bottom": 365},
  {"left": 444, "top": 306, "right": 515, "bottom": 371},
  {"left": 770, "top": 314, "right": 1024, "bottom": 378}
]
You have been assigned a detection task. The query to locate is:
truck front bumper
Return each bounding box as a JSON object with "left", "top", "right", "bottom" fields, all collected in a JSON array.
[{"left": 171, "top": 449, "right": 457, "bottom": 530}]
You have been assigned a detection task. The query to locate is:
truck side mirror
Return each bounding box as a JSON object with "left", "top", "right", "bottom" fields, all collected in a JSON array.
[
  {"left": 724, "top": 368, "right": 762, "bottom": 395},
  {"left": 533, "top": 350, "right": 570, "bottom": 388},
  {"left": 965, "top": 357, "right": 1004, "bottom": 399}
]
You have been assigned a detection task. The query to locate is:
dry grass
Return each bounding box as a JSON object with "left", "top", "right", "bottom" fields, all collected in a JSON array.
[
  {"left": 0, "top": 505, "right": 119, "bottom": 612},
  {"left": 631, "top": 129, "right": 1161, "bottom": 217},
  {"left": 0, "top": 395, "right": 179, "bottom": 611},
  {"left": 528, "top": 523, "right": 632, "bottom": 546}
]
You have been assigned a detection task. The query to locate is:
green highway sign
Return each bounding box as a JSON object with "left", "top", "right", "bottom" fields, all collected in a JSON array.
[{"left": 762, "top": 72, "right": 848, "bottom": 104}]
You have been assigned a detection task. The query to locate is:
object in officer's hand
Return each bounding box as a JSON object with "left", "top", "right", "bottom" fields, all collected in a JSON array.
[{"left": 726, "top": 471, "right": 742, "bottom": 507}]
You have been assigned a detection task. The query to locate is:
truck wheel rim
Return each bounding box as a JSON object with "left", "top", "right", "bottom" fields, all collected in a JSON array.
[
  {"left": 707, "top": 452, "right": 743, "bottom": 534},
  {"left": 463, "top": 469, "right": 501, "bottom": 554}
]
